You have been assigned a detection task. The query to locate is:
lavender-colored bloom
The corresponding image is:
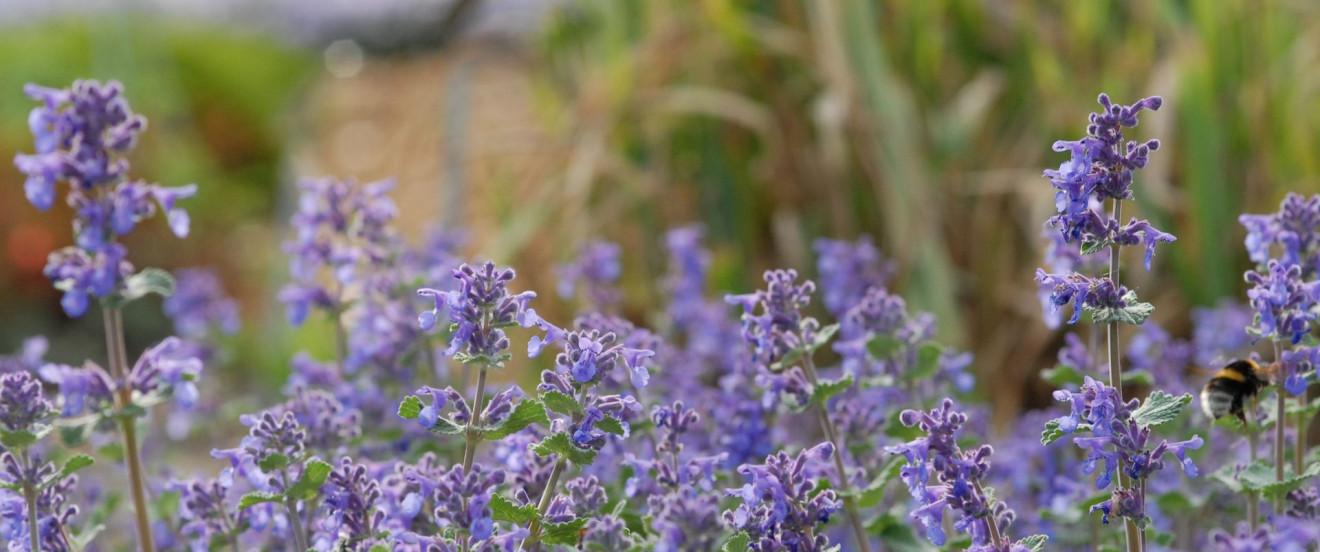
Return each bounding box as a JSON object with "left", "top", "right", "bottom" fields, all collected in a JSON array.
[
  {"left": 557, "top": 240, "right": 622, "bottom": 311},
  {"left": 580, "top": 515, "right": 633, "bottom": 549},
  {"left": 1039, "top": 223, "right": 1110, "bottom": 329},
  {"left": 1239, "top": 193, "right": 1320, "bottom": 271},
  {"left": 1057, "top": 332, "right": 1092, "bottom": 371},
  {"left": 664, "top": 225, "right": 712, "bottom": 328},
  {"left": 0, "top": 337, "right": 48, "bottom": 375},
  {"left": 281, "top": 388, "right": 362, "bottom": 455},
  {"left": 1280, "top": 346, "right": 1319, "bottom": 397},
  {"left": 424, "top": 463, "right": 505, "bottom": 544},
  {"left": 0, "top": 454, "right": 81, "bottom": 552},
  {"left": 813, "top": 235, "right": 895, "bottom": 317},
  {"left": 565, "top": 475, "right": 607, "bottom": 514},
  {"left": 649, "top": 487, "right": 723, "bottom": 552},
  {"left": 175, "top": 478, "right": 243, "bottom": 552},
  {"left": 417, "top": 261, "right": 537, "bottom": 360},
  {"left": 1191, "top": 300, "right": 1255, "bottom": 366},
  {"left": 1044, "top": 94, "right": 1164, "bottom": 244},
  {"left": 1210, "top": 523, "right": 1271, "bottom": 552},
  {"left": 1245, "top": 260, "right": 1318, "bottom": 344},
  {"left": 724, "top": 442, "right": 840, "bottom": 552},
  {"left": 319, "top": 457, "right": 385, "bottom": 550},
  {"left": 1034, "top": 270, "right": 1133, "bottom": 326},
  {"left": 529, "top": 319, "right": 655, "bottom": 392},
  {"left": 0, "top": 372, "right": 53, "bottom": 433},
  {"left": 164, "top": 268, "right": 240, "bottom": 338},
  {"left": 37, "top": 362, "right": 115, "bottom": 417},
  {"left": 886, "top": 399, "right": 1005, "bottom": 546},
  {"left": 15, "top": 81, "right": 195, "bottom": 316},
  {"left": 1285, "top": 486, "right": 1319, "bottom": 519},
  {"left": 1126, "top": 322, "right": 1196, "bottom": 396},
  {"left": 726, "top": 269, "right": 819, "bottom": 365},
  {"left": 211, "top": 411, "right": 307, "bottom": 494}
]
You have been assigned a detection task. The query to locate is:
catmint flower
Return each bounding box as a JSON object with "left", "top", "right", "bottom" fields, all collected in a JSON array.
[
  {"left": 1245, "top": 260, "right": 1319, "bottom": 344},
  {"left": 417, "top": 261, "right": 537, "bottom": 360},
  {"left": 1279, "top": 346, "right": 1318, "bottom": 397},
  {"left": 1211, "top": 523, "right": 1271, "bottom": 552},
  {"left": 37, "top": 362, "right": 115, "bottom": 417},
  {"left": 529, "top": 322, "right": 654, "bottom": 390},
  {"left": 174, "top": 477, "right": 243, "bottom": 551},
  {"left": 886, "top": 399, "right": 1007, "bottom": 546},
  {"left": 649, "top": 487, "right": 724, "bottom": 552},
  {"left": 566, "top": 475, "right": 607, "bottom": 513},
  {"left": 725, "top": 269, "right": 818, "bottom": 364},
  {"left": 557, "top": 240, "right": 622, "bottom": 310},
  {"left": 16, "top": 81, "right": 195, "bottom": 317},
  {"left": 164, "top": 268, "right": 240, "bottom": 338},
  {"left": 665, "top": 225, "right": 711, "bottom": 328},
  {"left": 320, "top": 457, "right": 385, "bottom": 550},
  {"left": 211, "top": 411, "right": 307, "bottom": 493},
  {"left": 1034, "top": 271, "right": 1133, "bottom": 325},
  {"left": 583, "top": 516, "right": 634, "bottom": 549},
  {"left": 724, "top": 442, "right": 841, "bottom": 552},
  {"left": 1057, "top": 332, "right": 1092, "bottom": 370},
  {"left": 0, "top": 372, "right": 53, "bottom": 433},
  {"left": 1126, "top": 322, "right": 1196, "bottom": 396},
  {"left": 281, "top": 388, "right": 361, "bottom": 455},
  {"left": 0, "top": 455, "right": 80, "bottom": 551},
  {"left": 1192, "top": 300, "right": 1254, "bottom": 366},
  {"left": 1239, "top": 193, "right": 1320, "bottom": 270},
  {"left": 0, "top": 337, "right": 48, "bottom": 375},
  {"left": 1285, "top": 486, "right": 1319, "bottom": 519},
  {"left": 813, "top": 235, "right": 895, "bottom": 317},
  {"left": 424, "top": 463, "right": 505, "bottom": 544}
]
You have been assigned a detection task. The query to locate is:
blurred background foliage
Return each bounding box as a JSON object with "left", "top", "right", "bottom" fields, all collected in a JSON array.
[{"left": 2, "top": 0, "right": 1319, "bottom": 427}]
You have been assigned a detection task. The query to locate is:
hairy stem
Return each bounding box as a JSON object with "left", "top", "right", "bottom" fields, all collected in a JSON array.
[
  {"left": 22, "top": 451, "right": 39, "bottom": 552},
  {"left": 522, "top": 456, "right": 567, "bottom": 550},
  {"left": 284, "top": 497, "right": 309, "bottom": 552},
  {"left": 104, "top": 307, "right": 156, "bottom": 552},
  {"left": 1104, "top": 201, "right": 1141, "bottom": 552},
  {"left": 1274, "top": 341, "right": 1286, "bottom": 514},
  {"left": 975, "top": 480, "right": 1004, "bottom": 548},
  {"left": 803, "top": 355, "right": 873, "bottom": 552},
  {"left": 462, "top": 366, "right": 489, "bottom": 472}
]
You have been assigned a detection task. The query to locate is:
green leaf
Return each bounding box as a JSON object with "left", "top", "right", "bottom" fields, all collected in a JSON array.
[
  {"left": 1122, "top": 370, "right": 1155, "bottom": 386},
  {"left": 812, "top": 323, "right": 840, "bottom": 349},
  {"left": 1041, "top": 419, "right": 1065, "bottom": 446},
  {"left": 1041, "top": 364, "right": 1084, "bottom": 387},
  {"left": 427, "top": 417, "right": 465, "bottom": 436},
  {"left": 45, "top": 454, "right": 94, "bottom": 488},
  {"left": 286, "top": 459, "right": 333, "bottom": 501},
  {"left": 770, "top": 347, "right": 804, "bottom": 372},
  {"left": 908, "top": 343, "right": 943, "bottom": 381},
  {"left": 481, "top": 399, "right": 549, "bottom": 441},
  {"left": 541, "top": 517, "right": 589, "bottom": 546},
  {"left": 368, "top": 545, "right": 391, "bottom": 552},
  {"left": 1212, "top": 414, "right": 1249, "bottom": 435},
  {"left": 238, "top": 491, "right": 284, "bottom": 509},
  {"left": 1081, "top": 238, "right": 1111, "bottom": 256},
  {"left": 811, "top": 372, "right": 855, "bottom": 406},
  {"left": 259, "top": 453, "right": 291, "bottom": 473},
  {"left": 532, "top": 432, "right": 598, "bottom": 465},
  {"left": 866, "top": 334, "right": 904, "bottom": 359},
  {"left": 397, "top": 396, "right": 423, "bottom": 420},
  {"left": 103, "top": 268, "right": 176, "bottom": 309},
  {"left": 596, "top": 415, "right": 626, "bottom": 437},
  {"left": 1018, "top": 534, "right": 1049, "bottom": 552},
  {"left": 1088, "top": 290, "right": 1154, "bottom": 325},
  {"left": 841, "top": 456, "right": 902, "bottom": 508},
  {"left": 541, "top": 390, "right": 582, "bottom": 416},
  {"left": 1130, "top": 391, "right": 1192, "bottom": 429},
  {"left": 490, "top": 494, "right": 538, "bottom": 525},
  {"left": 722, "top": 532, "right": 751, "bottom": 552},
  {"left": 0, "top": 425, "right": 50, "bottom": 450},
  {"left": 864, "top": 513, "right": 930, "bottom": 552},
  {"left": 1237, "top": 460, "right": 1320, "bottom": 496}
]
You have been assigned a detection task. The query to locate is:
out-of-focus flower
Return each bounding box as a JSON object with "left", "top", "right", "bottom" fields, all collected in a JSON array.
[
  {"left": 813, "top": 235, "right": 895, "bottom": 317},
  {"left": 723, "top": 443, "right": 840, "bottom": 552},
  {"left": 557, "top": 240, "right": 622, "bottom": 311},
  {"left": 1245, "top": 260, "right": 1318, "bottom": 344}
]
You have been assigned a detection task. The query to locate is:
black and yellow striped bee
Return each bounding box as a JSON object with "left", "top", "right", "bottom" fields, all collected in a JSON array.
[{"left": 1200, "top": 359, "right": 1272, "bottom": 422}]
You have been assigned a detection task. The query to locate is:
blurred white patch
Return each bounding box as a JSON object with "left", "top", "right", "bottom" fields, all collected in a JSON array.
[{"left": 324, "top": 39, "right": 365, "bottom": 78}]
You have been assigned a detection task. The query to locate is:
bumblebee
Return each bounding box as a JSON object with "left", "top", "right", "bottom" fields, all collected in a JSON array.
[{"left": 1200, "top": 359, "right": 1271, "bottom": 421}]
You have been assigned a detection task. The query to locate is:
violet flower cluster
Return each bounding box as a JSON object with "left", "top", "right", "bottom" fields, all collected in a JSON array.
[{"left": 15, "top": 80, "right": 195, "bottom": 317}]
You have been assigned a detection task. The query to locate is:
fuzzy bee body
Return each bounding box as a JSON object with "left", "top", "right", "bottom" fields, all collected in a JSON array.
[{"left": 1199, "top": 360, "right": 1270, "bottom": 421}]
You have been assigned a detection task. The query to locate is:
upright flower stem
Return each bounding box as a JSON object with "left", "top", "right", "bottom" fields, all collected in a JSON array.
[
  {"left": 461, "top": 366, "right": 489, "bottom": 472},
  {"left": 1104, "top": 200, "right": 1142, "bottom": 552},
  {"left": 21, "top": 451, "right": 39, "bottom": 552},
  {"left": 103, "top": 307, "right": 156, "bottom": 552},
  {"left": 1273, "top": 341, "right": 1286, "bottom": 513},
  {"left": 975, "top": 480, "right": 1004, "bottom": 549},
  {"left": 522, "top": 456, "right": 567, "bottom": 550},
  {"left": 284, "top": 496, "right": 309, "bottom": 552},
  {"left": 802, "top": 355, "right": 873, "bottom": 552}
]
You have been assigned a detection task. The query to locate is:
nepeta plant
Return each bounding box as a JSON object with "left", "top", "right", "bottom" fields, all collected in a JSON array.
[{"left": 13, "top": 80, "right": 203, "bottom": 552}]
